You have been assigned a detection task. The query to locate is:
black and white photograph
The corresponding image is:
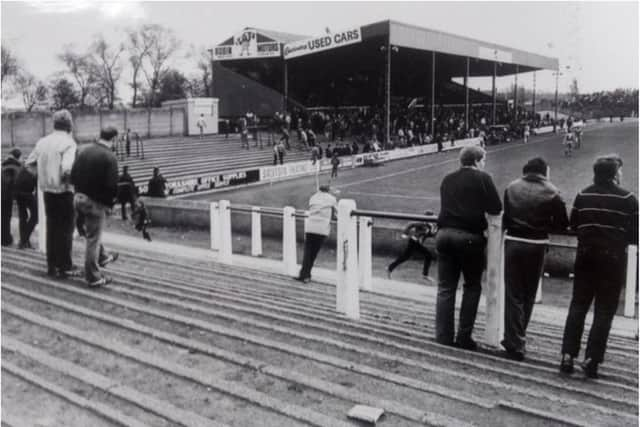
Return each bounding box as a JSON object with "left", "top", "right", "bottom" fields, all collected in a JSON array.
[{"left": 1, "top": 1, "right": 638, "bottom": 425}]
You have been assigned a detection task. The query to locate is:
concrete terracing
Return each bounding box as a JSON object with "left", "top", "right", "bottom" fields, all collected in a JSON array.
[{"left": 1, "top": 229, "right": 637, "bottom": 426}]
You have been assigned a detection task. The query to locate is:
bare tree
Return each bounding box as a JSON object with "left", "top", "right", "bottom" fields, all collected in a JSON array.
[
  {"left": 126, "top": 26, "right": 154, "bottom": 108},
  {"left": 137, "top": 24, "right": 180, "bottom": 107},
  {"left": 58, "top": 45, "right": 97, "bottom": 108},
  {"left": 90, "top": 35, "right": 125, "bottom": 110},
  {"left": 1, "top": 44, "right": 18, "bottom": 85},
  {"left": 14, "top": 71, "right": 48, "bottom": 111}
]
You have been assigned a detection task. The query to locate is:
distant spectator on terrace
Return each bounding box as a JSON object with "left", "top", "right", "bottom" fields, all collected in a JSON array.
[
  {"left": 435, "top": 145, "right": 502, "bottom": 350},
  {"left": 501, "top": 157, "right": 569, "bottom": 361},
  {"left": 196, "top": 114, "right": 207, "bottom": 139},
  {"left": 125, "top": 128, "right": 132, "bottom": 157},
  {"left": 273, "top": 141, "right": 285, "bottom": 165},
  {"left": 147, "top": 167, "right": 167, "bottom": 198},
  {"left": 295, "top": 184, "right": 338, "bottom": 283},
  {"left": 117, "top": 165, "right": 137, "bottom": 221}
]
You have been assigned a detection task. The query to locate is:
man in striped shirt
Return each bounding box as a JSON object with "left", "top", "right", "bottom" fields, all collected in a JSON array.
[{"left": 560, "top": 155, "right": 638, "bottom": 378}]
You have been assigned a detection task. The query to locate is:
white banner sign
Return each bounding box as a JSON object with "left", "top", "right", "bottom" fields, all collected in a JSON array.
[
  {"left": 284, "top": 27, "right": 362, "bottom": 59},
  {"left": 214, "top": 29, "right": 281, "bottom": 60}
]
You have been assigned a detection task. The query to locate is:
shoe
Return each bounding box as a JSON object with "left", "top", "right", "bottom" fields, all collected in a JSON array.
[
  {"left": 503, "top": 349, "right": 525, "bottom": 362},
  {"left": 58, "top": 267, "right": 82, "bottom": 279},
  {"left": 454, "top": 337, "right": 478, "bottom": 351},
  {"left": 294, "top": 276, "right": 310, "bottom": 284},
  {"left": 422, "top": 275, "right": 436, "bottom": 284},
  {"left": 386, "top": 268, "right": 392, "bottom": 279},
  {"left": 580, "top": 358, "right": 599, "bottom": 379},
  {"left": 18, "top": 241, "right": 31, "bottom": 250},
  {"left": 88, "top": 276, "right": 113, "bottom": 288},
  {"left": 559, "top": 354, "right": 574, "bottom": 374},
  {"left": 99, "top": 252, "right": 119, "bottom": 268}
]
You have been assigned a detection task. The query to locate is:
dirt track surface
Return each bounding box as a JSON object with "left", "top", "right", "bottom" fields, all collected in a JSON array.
[{"left": 2, "top": 244, "right": 638, "bottom": 427}]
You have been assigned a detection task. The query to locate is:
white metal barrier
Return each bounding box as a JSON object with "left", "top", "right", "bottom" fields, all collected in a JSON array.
[
  {"left": 282, "top": 206, "right": 298, "bottom": 276},
  {"left": 336, "top": 199, "right": 360, "bottom": 319},
  {"left": 251, "top": 207, "right": 262, "bottom": 257}
]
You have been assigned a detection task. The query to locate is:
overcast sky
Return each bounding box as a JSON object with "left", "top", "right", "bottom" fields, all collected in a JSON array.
[{"left": 1, "top": 1, "right": 638, "bottom": 107}]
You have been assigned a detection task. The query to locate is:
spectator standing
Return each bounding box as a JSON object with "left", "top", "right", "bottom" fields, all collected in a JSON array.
[
  {"left": 117, "top": 165, "right": 137, "bottom": 220},
  {"left": 125, "top": 128, "right": 132, "bottom": 157},
  {"left": 196, "top": 114, "right": 207, "bottom": 139},
  {"left": 310, "top": 145, "right": 320, "bottom": 165},
  {"left": 502, "top": 158, "right": 569, "bottom": 361},
  {"left": 560, "top": 155, "right": 638, "bottom": 378},
  {"left": 273, "top": 141, "right": 285, "bottom": 165},
  {"left": 435, "top": 146, "right": 502, "bottom": 349},
  {"left": 147, "top": 167, "right": 167, "bottom": 197},
  {"left": 330, "top": 151, "right": 341, "bottom": 178},
  {"left": 71, "top": 127, "right": 120, "bottom": 287},
  {"left": 25, "top": 110, "right": 79, "bottom": 277},
  {"left": 1, "top": 148, "right": 22, "bottom": 246},
  {"left": 239, "top": 117, "right": 249, "bottom": 149},
  {"left": 14, "top": 163, "right": 38, "bottom": 249},
  {"left": 523, "top": 123, "right": 530, "bottom": 144},
  {"left": 296, "top": 184, "right": 338, "bottom": 283}
]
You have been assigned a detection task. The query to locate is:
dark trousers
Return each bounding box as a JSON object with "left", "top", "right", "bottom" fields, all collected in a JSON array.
[
  {"left": 502, "top": 239, "right": 546, "bottom": 353},
  {"left": 15, "top": 192, "right": 38, "bottom": 245},
  {"left": 1, "top": 189, "right": 14, "bottom": 245},
  {"left": 273, "top": 152, "right": 284, "bottom": 165},
  {"left": 435, "top": 228, "right": 486, "bottom": 344},
  {"left": 561, "top": 245, "right": 626, "bottom": 363},
  {"left": 44, "top": 192, "right": 75, "bottom": 274},
  {"left": 388, "top": 239, "right": 433, "bottom": 276},
  {"left": 119, "top": 196, "right": 135, "bottom": 220},
  {"left": 298, "top": 233, "right": 326, "bottom": 280}
]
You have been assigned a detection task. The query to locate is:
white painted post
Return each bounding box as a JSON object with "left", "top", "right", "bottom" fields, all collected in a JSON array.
[
  {"left": 251, "top": 207, "right": 262, "bottom": 257},
  {"left": 535, "top": 277, "right": 543, "bottom": 303},
  {"left": 217, "top": 200, "right": 232, "bottom": 264},
  {"left": 484, "top": 213, "right": 504, "bottom": 347},
  {"left": 358, "top": 216, "right": 373, "bottom": 290},
  {"left": 37, "top": 188, "right": 46, "bottom": 253},
  {"left": 282, "top": 206, "right": 297, "bottom": 276},
  {"left": 336, "top": 199, "right": 360, "bottom": 319},
  {"left": 624, "top": 245, "right": 638, "bottom": 317},
  {"left": 209, "top": 202, "right": 219, "bottom": 251}
]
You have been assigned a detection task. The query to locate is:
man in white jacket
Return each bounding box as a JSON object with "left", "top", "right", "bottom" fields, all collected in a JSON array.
[{"left": 25, "top": 109, "right": 78, "bottom": 278}]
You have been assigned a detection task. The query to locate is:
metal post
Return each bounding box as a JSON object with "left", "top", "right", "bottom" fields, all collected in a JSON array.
[
  {"left": 147, "top": 108, "right": 152, "bottom": 138},
  {"left": 251, "top": 207, "right": 262, "bottom": 257},
  {"left": 624, "top": 245, "right": 638, "bottom": 317},
  {"left": 514, "top": 65, "right": 519, "bottom": 121},
  {"left": 218, "top": 200, "right": 232, "bottom": 264},
  {"left": 209, "top": 202, "right": 219, "bottom": 251},
  {"left": 464, "top": 57, "right": 470, "bottom": 131},
  {"left": 169, "top": 106, "right": 173, "bottom": 136},
  {"left": 283, "top": 61, "right": 288, "bottom": 114},
  {"left": 358, "top": 217, "right": 373, "bottom": 290},
  {"left": 492, "top": 62, "right": 497, "bottom": 125},
  {"left": 554, "top": 70, "right": 559, "bottom": 123},
  {"left": 532, "top": 71, "right": 537, "bottom": 118},
  {"left": 336, "top": 199, "right": 360, "bottom": 319},
  {"left": 385, "top": 39, "right": 391, "bottom": 146},
  {"left": 431, "top": 51, "right": 436, "bottom": 136},
  {"left": 282, "top": 206, "right": 297, "bottom": 276},
  {"left": 484, "top": 213, "right": 504, "bottom": 347}
]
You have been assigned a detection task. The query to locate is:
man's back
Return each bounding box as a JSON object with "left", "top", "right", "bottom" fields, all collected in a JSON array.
[
  {"left": 27, "top": 130, "right": 77, "bottom": 193},
  {"left": 71, "top": 142, "right": 119, "bottom": 207}
]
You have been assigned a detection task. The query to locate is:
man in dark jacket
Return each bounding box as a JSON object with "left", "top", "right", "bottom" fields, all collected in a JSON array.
[
  {"left": 1, "top": 148, "right": 22, "bottom": 246},
  {"left": 502, "top": 157, "right": 569, "bottom": 360},
  {"left": 117, "top": 165, "right": 136, "bottom": 220},
  {"left": 71, "top": 127, "right": 120, "bottom": 287},
  {"left": 14, "top": 164, "right": 38, "bottom": 249},
  {"left": 435, "top": 145, "right": 503, "bottom": 350},
  {"left": 560, "top": 155, "right": 638, "bottom": 378}
]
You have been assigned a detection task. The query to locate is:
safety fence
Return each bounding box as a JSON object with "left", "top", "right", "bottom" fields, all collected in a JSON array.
[{"left": 36, "top": 192, "right": 637, "bottom": 347}]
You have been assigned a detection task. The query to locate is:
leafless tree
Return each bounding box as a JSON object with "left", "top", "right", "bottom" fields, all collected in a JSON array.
[
  {"left": 126, "top": 26, "right": 154, "bottom": 108},
  {"left": 58, "top": 45, "right": 97, "bottom": 108},
  {"left": 137, "top": 24, "right": 180, "bottom": 107},
  {"left": 14, "top": 70, "right": 47, "bottom": 111},
  {"left": 1, "top": 44, "right": 18, "bottom": 85},
  {"left": 90, "top": 35, "right": 125, "bottom": 110}
]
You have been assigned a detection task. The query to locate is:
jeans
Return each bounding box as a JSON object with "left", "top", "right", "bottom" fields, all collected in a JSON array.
[
  {"left": 298, "top": 233, "right": 326, "bottom": 280},
  {"left": 435, "top": 228, "right": 486, "bottom": 344},
  {"left": 15, "top": 192, "right": 38, "bottom": 246},
  {"left": 561, "top": 245, "right": 626, "bottom": 363},
  {"left": 1, "top": 189, "right": 14, "bottom": 245},
  {"left": 74, "top": 193, "right": 110, "bottom": 283},
  {"left": 388, "top": 239, "right": 434, "bottom": 276},
  {"left": 502, "top": 239, "right": 546, "bottom": 353},
  {"left": 44, "top": 192, "right": 75, "bottom": 273}
]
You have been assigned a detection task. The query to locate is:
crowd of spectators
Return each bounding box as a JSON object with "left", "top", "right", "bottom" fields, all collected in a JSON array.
[{"left": 561, "top": 89, "right": 638, "bottom": 119}]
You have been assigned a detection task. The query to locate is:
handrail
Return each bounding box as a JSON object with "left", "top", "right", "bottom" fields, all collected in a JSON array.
[
  {"left": 228, "top": 204, "right": 308, "bottom": 218},
  {"left": 351, "top": 209, "right": 437, "bottom": 223}
]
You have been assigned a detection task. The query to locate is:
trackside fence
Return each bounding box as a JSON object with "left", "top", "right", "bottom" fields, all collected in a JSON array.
[{"left": 36, "top": 192, "right": 638, "bottom": 347}]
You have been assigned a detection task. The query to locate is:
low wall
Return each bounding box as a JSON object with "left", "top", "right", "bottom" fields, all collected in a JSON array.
[{"left": 1, "top": 107, "right": 186, "bottom": 147}]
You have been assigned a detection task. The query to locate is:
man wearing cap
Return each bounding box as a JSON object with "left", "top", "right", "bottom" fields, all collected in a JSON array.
[
  {"left": 560, "top": 155, "right": 638, "bottom": 378},
  {"left": 501, "top": 157, "right": 569, "bottom": 361},
  {"left": 71, "top": 127, "right": 120, "bottom": 287},
  {"left": 435, "top": 145, "right": 502, "bottom": 350},
  {"left": 1, "top": 148, "right": 23, "bottom": 246},
  {"left": 296, "top": 184, "right": 338, "bottom": 283},
  {"left": 25, "top": 109, "right": 79, "bottom": 277}
]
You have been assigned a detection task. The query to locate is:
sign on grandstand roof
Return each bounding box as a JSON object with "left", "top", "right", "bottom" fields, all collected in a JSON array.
[
  {"left": 478, "top": 46, "right": 513, "bottom": 64},
  {"left": 283, "top": 27, "right": 362, "bottom": 59},
  {"left": 214, "top": 28, "right": 281, "bottom": 60}
]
